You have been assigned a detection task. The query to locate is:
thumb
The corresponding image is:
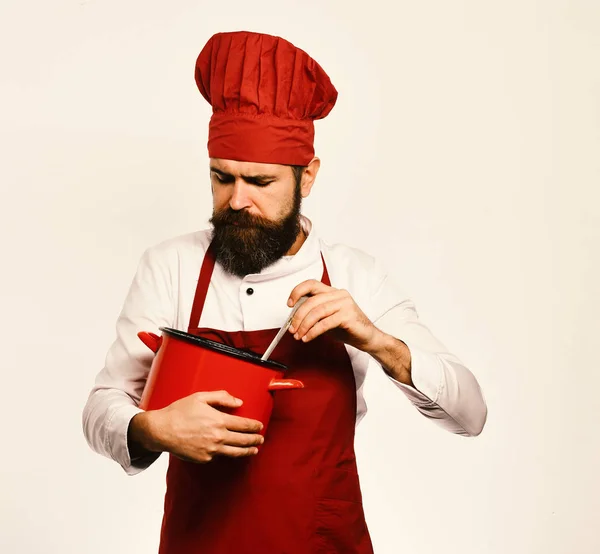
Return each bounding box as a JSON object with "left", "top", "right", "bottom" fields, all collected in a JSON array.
[{"left": 199, "top": 390, "right": 243, "bottom": 408}]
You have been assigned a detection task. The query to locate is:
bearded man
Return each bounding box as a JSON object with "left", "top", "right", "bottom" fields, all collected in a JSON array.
[{"left": 82, "top": 30, "right": 487, "bottom": 554}]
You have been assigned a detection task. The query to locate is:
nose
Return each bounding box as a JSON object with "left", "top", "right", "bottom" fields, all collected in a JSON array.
[{"left": 229, "top": 179, "right": 252, "bottom": 211}]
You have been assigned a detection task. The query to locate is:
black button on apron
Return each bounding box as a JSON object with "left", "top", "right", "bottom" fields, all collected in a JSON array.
[{"left": 246, "top": 288, "right": 254, "bottom": 295}]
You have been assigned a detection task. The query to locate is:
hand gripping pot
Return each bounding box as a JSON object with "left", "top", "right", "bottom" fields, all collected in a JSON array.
[{"left": 137, "top": 327, "right": 304, "bottom": 439}]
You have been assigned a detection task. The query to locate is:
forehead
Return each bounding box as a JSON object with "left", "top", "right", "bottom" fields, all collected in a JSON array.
[{"left": 210, "top": 158, "right": 289, "bottom": 177}]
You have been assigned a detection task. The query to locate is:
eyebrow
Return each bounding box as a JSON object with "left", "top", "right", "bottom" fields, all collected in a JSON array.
[{"left": 210, "top": 167, "right": 277, "bottom": 182}]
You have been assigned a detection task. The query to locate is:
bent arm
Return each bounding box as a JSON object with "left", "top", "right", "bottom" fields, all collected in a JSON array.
[
  {"left": 81, "top": 247, "right": 174, "bottom": 475},
  {"left": 367, "top": 276, "right": 487, "bottom": 437}
]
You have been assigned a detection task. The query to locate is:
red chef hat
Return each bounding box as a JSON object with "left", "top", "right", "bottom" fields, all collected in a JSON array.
[{"left": 195, "top": 31, "right": 338, "bottom": 166}]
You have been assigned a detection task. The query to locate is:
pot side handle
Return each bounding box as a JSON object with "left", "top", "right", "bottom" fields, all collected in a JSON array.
[
  {"left": 137, "top": 332, "right": 163, "bottom": 353},
  {"left": 268, "top": 378, "right": 304, "bottom": 391}
]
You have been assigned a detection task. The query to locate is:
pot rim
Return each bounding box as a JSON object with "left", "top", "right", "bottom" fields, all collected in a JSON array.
[{"left": 159, "top": 327, "right": 288, "bottom": 371}]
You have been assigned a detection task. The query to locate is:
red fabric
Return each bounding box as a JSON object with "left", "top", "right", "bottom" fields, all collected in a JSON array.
[
  {"left": 187, "top": 240, "right": 216, "bottom": 335},
  {"left": 157, "top": 245, "right": 374, "bottom": 554},
  {"left": 195, "top": 31, "right": 338, "bottom": 165}
]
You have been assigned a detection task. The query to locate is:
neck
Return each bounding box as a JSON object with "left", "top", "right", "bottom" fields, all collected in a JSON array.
[{"left": 285, "top": 225, "right": 307, "bottom": 256}]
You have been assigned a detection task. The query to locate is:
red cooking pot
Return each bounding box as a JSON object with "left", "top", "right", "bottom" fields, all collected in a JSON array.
[{"left": 137, "top": 327, "right": 303, "bottom": 439}]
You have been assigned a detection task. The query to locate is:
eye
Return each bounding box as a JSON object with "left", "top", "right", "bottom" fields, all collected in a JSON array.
[{"left": 212, "top": 172, "right": 230, "bottom": 183}]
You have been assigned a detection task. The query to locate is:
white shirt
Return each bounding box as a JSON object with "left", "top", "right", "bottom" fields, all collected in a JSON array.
[{"left": 82, "top": 216, "right": 487, "bottom": 476}]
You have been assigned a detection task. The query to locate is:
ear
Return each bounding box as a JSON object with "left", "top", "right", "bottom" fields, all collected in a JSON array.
[{"left": 300, "top": 157, "right": 321, "bottom": 198}]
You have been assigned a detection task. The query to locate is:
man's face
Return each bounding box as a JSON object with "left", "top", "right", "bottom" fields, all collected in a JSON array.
[{"left": 208, "top": 158, "right": 303, "bottom": 277}]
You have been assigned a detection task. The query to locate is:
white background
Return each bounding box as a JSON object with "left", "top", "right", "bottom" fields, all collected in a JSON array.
[{"left": 1, "top": 1, "right": 599, "bottom": 553}]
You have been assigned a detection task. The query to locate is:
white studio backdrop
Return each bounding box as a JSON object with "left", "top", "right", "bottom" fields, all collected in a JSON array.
[{"left": 1, "top": 1, "right": 598, "bottom": 553}]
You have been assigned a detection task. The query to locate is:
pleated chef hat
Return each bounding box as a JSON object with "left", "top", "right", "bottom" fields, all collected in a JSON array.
[{"left": 195, "top": 31, "right": 338, "bottom": 166}]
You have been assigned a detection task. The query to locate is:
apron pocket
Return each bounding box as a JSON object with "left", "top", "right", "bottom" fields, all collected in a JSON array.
[
  {"left": 314, "top": 498, "right": 370, "bottom": 553},
  {"left": 313, "top": 467, "right": 371, "bottom": 553}
]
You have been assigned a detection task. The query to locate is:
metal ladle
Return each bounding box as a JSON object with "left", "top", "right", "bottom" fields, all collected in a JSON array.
[{"left": 261, "top": 296, "right": 309, "bottom": 361}]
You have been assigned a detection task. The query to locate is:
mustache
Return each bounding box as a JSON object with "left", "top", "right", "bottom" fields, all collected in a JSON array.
[{"left": 210, "top": 208, "right": 278, "bottom": 229}]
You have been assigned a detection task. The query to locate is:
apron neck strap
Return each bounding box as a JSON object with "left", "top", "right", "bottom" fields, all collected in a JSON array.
[
  {"left": 320, "top": 252, "right": 331, "bottom": 287},
  {"left": 188, "top": 241, "right": 218, "bottom": 331},
  {"left": 188, "top": 242, "right": 331, "bottom": 330}
]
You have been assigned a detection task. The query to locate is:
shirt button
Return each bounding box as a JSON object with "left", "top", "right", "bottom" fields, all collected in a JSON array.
[{"left": 246, "top": 288, "right": 254, "bottom": 296}]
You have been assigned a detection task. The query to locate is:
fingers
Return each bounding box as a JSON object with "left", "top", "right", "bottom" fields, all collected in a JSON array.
[
  {"left": 197, "top": 391, "right": 265, "bottom": 432},
  {"left": 288, "top": 279, "right": 331, "bottom": 306},
  {"left": 187, "top": 391, "right": 264, "bottom": 432},
  {"left": 223, "top": 413, "right": 264, "bottom": 433},
  {"left": 199, "top": 390, "right": 243, "bottom": 409},
  {"left": 222, "top": 429, "right": 264, "bottom": 448},
  {"left": 288, "top": 294, "right": 343, "bottom": 337},
  {"left": 301, "top": 313, "right": 345, "bottom": 342},
  {"left": 288, "top": 292, "right": 337, "bottom": 333},
  {"left": 217, "top": 445, "right": 260, "bottom": 458},
  {"left": 163, "top": 390, "right": 266, "bottom": 465},
  {"left": 173, "top": 444, "right": 259, "bottom": 463}
]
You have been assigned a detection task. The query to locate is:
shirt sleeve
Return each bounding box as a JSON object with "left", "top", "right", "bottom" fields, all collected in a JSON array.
[
  {"left": 81, "top": 246, "right": 175, "bottom": 475},
  {"left": 366, "top": 267, "right": 488, "bottom": 437}
]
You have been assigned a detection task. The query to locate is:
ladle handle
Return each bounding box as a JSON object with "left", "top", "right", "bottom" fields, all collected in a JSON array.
[{"left": 261, "top": 296, "right": 309, "bottom": 361}]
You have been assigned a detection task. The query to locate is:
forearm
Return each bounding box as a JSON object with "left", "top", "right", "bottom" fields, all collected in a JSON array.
[
  {"left": 364, "top": 328, "right": 414, "bottom": 387},
  {"left": 368, "top": 301, "right": 487, "bottom": 437},
  {"left": 127, "top": 412, "right": 154, "bottom": 459},
  {"left": 382, "top": 342, "right": 488, "bottom": 437},
  {"left": 82, "top": 387, "right": 160, "bottom": 475},
  {"left": 127, "top": 411, "right": 166, "bottom": 457}
]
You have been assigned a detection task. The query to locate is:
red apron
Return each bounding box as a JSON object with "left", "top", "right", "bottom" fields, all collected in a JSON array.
[{"left": 158, "top": 243, "right": 374, "bottom": 554}]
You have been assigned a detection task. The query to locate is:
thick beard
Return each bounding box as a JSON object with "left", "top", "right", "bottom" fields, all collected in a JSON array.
[{"left": 209, "top": 185, "right": 302, "bottom": 277}]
